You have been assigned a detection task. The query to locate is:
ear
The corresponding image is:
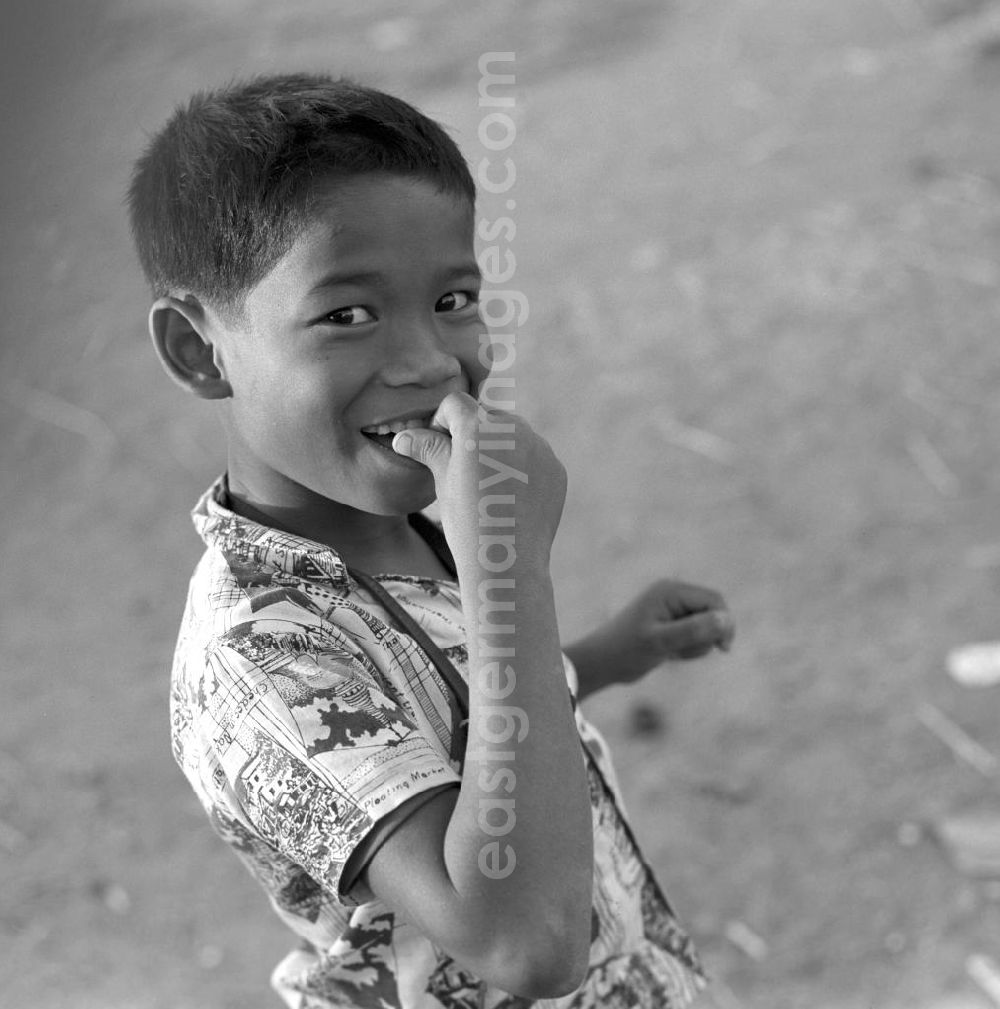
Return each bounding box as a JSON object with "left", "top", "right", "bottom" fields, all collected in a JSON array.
[{"left": 149, "top": 296, "right": 232, "bottom": 399}]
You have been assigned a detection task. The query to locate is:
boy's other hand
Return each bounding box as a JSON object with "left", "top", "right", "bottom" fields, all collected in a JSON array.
[
  {"left": 624, "top": 579, "right": 735, "bottom": 667},
  {"left": 568, "top": 580, "right": 735, "bottom": 695},
  {"left": 392, "top": 391, "right": 567, "bottom": 574}
]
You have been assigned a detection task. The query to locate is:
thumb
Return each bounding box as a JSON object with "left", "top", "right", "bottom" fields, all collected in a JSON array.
[
  {"left": 391, "top": 428, "right": 452, "bottom": 475},
  {"left": 652, "top": 609, "right": 734, "bottom": 658}
]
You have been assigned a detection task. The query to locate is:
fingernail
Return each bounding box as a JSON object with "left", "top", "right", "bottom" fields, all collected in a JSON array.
[
  {"left": 713, "top": 611, "right": 733, "bottom": 651},
  {"left": 392, "top": 432, "right": 412, "bottom": 454}
]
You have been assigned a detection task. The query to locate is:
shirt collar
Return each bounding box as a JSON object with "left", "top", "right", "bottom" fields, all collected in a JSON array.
[{"left": 192, "top": 474, "right": 351, "bottom": 592}]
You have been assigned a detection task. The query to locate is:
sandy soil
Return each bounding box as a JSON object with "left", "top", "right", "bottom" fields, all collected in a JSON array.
[{"left": 2, "top": 1, "right": 999, "bottom": 1006}]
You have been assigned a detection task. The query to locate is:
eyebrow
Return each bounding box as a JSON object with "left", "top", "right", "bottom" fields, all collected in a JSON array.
[
  {"left": 307, "top": 271, "right": 384, "bottom": 294},
  {"left": 306, "top": 264, "right": 482, "bottom": 296}
]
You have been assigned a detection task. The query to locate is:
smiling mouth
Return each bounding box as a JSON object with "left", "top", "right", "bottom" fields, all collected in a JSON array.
[{"left": 360, "top": 414, "right": 435, "bottom": 451}]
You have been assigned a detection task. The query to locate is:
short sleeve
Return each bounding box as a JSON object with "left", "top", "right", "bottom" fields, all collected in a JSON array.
[
  {"left": 201, "top": 612, "right": 462, "bottom": 906},
  {"left": 340, "top": 781, "right": 459, "bottom": 901}
]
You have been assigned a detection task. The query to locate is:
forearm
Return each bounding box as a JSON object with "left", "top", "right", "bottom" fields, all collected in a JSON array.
[
  {"left": 563, "top": 633, "right": 613, "bottom": 701},
  {"left": 445, "top": 560, "right": 593, "bottom": 977},
  {"left": 564, "top": 620, "right": 640, "bottom": 701}
]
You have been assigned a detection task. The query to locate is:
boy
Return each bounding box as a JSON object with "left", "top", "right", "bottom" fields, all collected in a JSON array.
[{"left": 129, "top": 73, "right": 734, "bottom": 1008}]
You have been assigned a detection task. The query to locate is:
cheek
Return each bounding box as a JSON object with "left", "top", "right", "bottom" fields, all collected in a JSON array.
[
  {"left": 453, "top": 329, "right": 491, "bottom": 389},
  {"left": 230, "top": 364, "right": 328, "bottom": 441},
  {"left": 468, "top": 333, "right": 509, "bottom": 391}
]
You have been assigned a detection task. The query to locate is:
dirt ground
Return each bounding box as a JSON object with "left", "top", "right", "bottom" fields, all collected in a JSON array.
[{"left": 2, "top": 1, "right": 1000, "bottom": 1006}]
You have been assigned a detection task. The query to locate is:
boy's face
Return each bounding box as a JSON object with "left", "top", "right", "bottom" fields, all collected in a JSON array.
[{"left": 210, "top": 174, "right": 487, "bottom": 521}]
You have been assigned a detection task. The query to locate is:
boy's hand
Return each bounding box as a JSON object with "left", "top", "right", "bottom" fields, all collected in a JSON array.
[
  {"left": 618, "top": 579, "right": 734, "bottom": 674},
  {"left": 566, "top": 580, "right": 735, "bottom": 697},
  {"left": 391, "top": 391, "right": 567, "bottom": 575}
]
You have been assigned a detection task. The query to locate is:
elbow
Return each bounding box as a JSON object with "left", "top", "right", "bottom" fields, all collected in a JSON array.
[
  {"left": 519, "top": 952, "right": 589, "bottom": 999},
  {"left": 491, "top": 916, "right": 591, "bottom": 999}
]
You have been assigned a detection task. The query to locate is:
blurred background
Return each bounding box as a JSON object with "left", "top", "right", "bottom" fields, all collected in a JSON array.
[{"left": 2, "top": 1, "right": 999, "bottom": 1006}]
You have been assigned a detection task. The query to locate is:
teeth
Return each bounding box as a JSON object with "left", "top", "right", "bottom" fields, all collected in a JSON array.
[{"left": 362, "top": 416, "right": 431, "bottom": 436}]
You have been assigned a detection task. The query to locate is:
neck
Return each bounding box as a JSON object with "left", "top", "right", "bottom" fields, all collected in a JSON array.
[{"left": 224, "top": 470, "right": 417, "bottom": 570}]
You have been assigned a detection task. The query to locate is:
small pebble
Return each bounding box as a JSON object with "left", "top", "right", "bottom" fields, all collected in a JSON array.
[
  {"left": 934, "top": 810, "right": 1000, "bottom": 877},
  {"left": 628, "top": 702, "right": 667, "bottom": 738},
  {"left": 947, "top": 643, "right": 1000, "bottom": 688},
  {"left": 723, "top": 919, "right": 768, "bottom": 961}
]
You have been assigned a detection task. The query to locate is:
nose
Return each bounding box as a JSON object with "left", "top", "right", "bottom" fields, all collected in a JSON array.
[{"left": 379, "top": 317, "right": 463, "bottom": 389}]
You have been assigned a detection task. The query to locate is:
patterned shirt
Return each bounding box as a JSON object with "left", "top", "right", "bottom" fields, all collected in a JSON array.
[{"left": 170, "top": 477, "right": 707, "bottom": 1008}]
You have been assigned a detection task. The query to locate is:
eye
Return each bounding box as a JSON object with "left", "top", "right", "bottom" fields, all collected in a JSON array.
[
  {"left": 435, "top": 290, "right": 479, "bottom": 313},
  {"left": 324, "top": 305, "right": 375, "bottom": 326}
]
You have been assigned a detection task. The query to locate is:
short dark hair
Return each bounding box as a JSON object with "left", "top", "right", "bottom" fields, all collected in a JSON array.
[{"left": 127, "top": 73, "right": 476, "bottom": 313}]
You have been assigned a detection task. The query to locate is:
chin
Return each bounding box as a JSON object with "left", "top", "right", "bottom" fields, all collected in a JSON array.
[{"left": 366, "top": 479, "right": 437, "bottom": 517}]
